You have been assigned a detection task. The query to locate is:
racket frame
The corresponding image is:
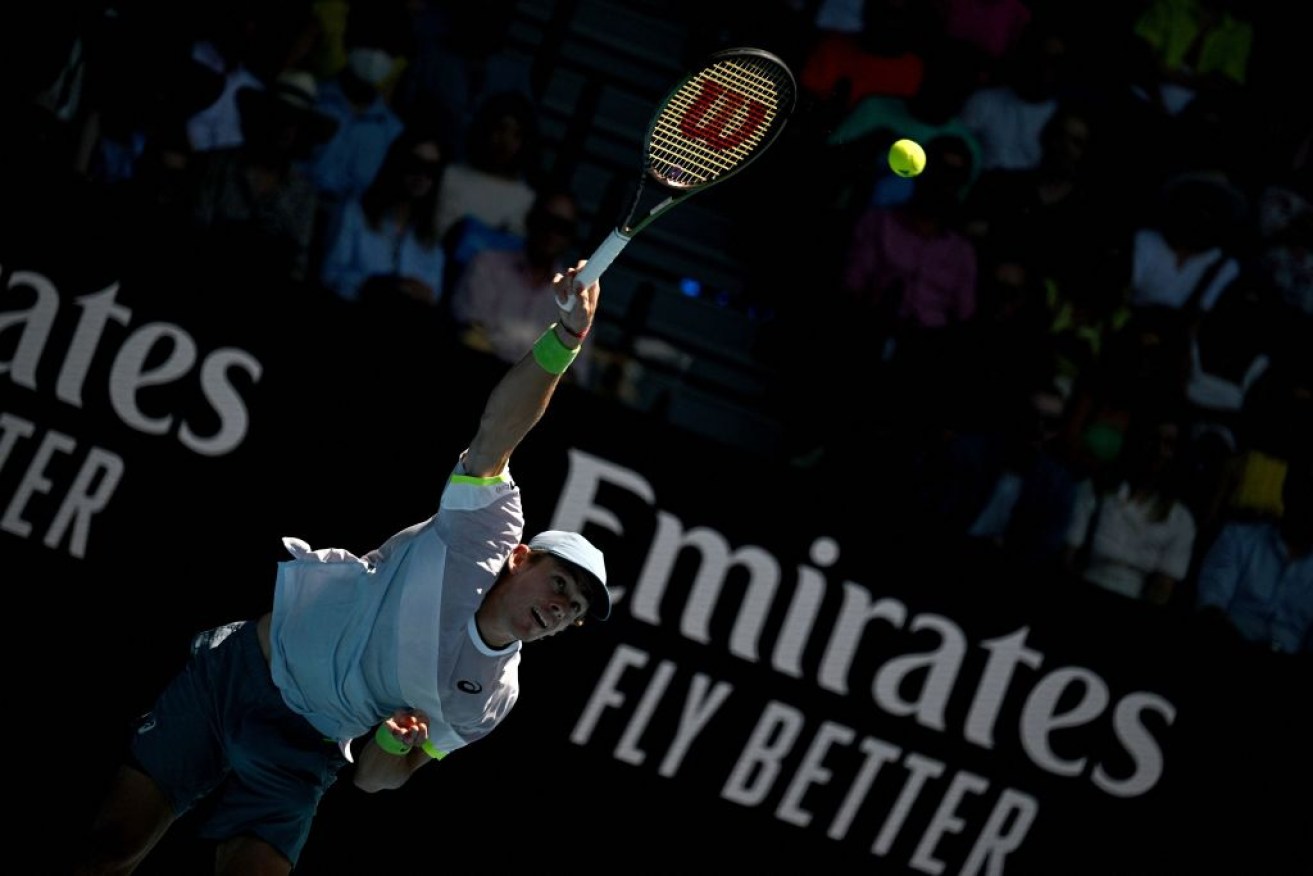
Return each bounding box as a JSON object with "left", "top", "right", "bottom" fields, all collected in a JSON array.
[{"left": 573, "top": 47, "right": 797, "bottom": 289}]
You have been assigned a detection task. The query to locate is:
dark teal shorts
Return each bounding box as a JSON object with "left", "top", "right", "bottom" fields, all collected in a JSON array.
[{"left": 129, "top": 620, "right": 348, "bottom": 865}]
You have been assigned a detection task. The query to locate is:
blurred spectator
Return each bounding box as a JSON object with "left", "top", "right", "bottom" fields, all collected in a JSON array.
[
  {"left": 768, "top": 131, "right": 979, "bottom": 469},
  {"left": 838, "top": 132, "right": 979, "bottom": 357},
  {"left": 798, "top": 0, "right": 938, "bottom": 116},
  {"left": 1181, "top": 272, "right": 1274, "bottom": 449},
  {"left": 1195, "top": 455, "right": 1313, "bottom": 653},
  {"left": 913, "top": 375, "right": 1081, "bottom": 578},
  {"left": 1128, "top": 170, "right": 1247, "bottom": 317},
  {"left": 811, "top": 0, "right": 870, "bottom": 34},
  {"left": 1217, "top": 360, "right": 1313, "bottom": 526},
  {"left": 1065, "top": 404, "right": 1198, "bottom": 606},
  {"left": 449, "top": 187, "right": 593, "bottom": 385},
  {"left": 1127, "top": 0, "right": 1255, "bottom": 119},
  {"left": 1058, "top": 322, "right": 1179, "bottom": 486},
  {"left": 963, "top": 97, "right": 1123, "bottom": 287},
  {"left": 304, "top": 5, "right": 411, "bottom": 268},
  {"left": 185, "top": 7, "right": 269, "bottom": 153},
  {"left": 823, "top": 37, "right": 984, "bottom": 215},
  {"left": 106, "top": 124, "right": 202, "bottom": 260},
  {"left": 1043, "top": 232, "right": 1135, "bottom": 395},
  {"left": 86, "top": 40, "right": 225, "bottom": 189},
  {"left": 1255, "top": 172, "right": 1313, "bottom": 321},
  {"left": 302, "top": 1, "right": 413, "bottom": 90},
  {"left": 318, "top": 124, "right": 447, "bottom": 306},
  {"left": 958, "top": 13, "right": 1077, "bottom": 173},
  {"left": 949, "top": 243, "right": 1058, "bottom": 430},
  {"left": 190, "top": 70, "right": 338, "bottom": 285},
  {"left": 434, "top": 90, "right": 542, "bottom": 246},
  {"left": 930, "top": 0, "right": 1032, "bottom": 72},
  {"left": 391, "top": 1, "right": 530, "bottom": 139},
  {"left": 304, "top": 0, "right": 352, "bottom": 81}
]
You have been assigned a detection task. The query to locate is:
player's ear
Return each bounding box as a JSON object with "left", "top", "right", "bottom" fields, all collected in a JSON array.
[{"left": 506, "top": 543, "right": 532, "bottom": 571}]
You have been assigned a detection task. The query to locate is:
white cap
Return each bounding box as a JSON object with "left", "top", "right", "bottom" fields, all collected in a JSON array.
[{"left": 526, "top": 530, "right": 611, "bottom": 620}]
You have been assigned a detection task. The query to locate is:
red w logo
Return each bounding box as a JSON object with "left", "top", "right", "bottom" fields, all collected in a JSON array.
[{"left": 679, "top": 79, "right": 767, "bottom": 151}]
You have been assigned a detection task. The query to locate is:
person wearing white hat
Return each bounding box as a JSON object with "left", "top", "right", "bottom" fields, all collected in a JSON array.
[{"left": 75, "top": 264, "right": 610, "bottom": 875}]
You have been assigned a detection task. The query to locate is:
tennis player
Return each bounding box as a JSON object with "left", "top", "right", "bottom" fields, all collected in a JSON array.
[{"left": 74, "top": 262, "right": 612, "bottom": 875}]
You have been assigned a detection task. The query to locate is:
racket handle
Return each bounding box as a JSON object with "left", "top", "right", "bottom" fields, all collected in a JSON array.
[{"left": 576, "top": 229, "right": 631, "bottom": 289}]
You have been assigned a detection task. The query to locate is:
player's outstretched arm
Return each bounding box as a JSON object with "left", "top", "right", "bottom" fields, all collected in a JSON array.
[{"left": 461, "top": 261, "right": 598, "bottom": 479}]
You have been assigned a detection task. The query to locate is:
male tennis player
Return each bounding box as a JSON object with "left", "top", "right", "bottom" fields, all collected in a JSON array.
[{"left": 74, "top": 263, "right": 611, "bottom": 875}]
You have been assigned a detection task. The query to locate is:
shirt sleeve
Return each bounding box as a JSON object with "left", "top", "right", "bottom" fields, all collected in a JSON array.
[
  {"left": 1065, "top": 480, "right": 1097, "bottom": 548},
  {"left": 1271, "top": 582, "right": 1313, "bottom": 654},
  {"left": 1156, "top": 504, "right": 1197, "bottom": 581},
  {"left": 1194, "top": 524, "right": 1243, "bottom": 610},
  {"left": 319, "top": 198, "right": 369, "bottom": 301}
]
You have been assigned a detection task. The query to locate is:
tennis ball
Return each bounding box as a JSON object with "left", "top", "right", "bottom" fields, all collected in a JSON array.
[{"left": 889, "top": 138, "right": 926, "bottom": 178}]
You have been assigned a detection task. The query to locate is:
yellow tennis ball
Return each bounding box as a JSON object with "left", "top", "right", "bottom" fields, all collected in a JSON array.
[{"left": 889, "top": 138, "right": 926, "bottom": 177}]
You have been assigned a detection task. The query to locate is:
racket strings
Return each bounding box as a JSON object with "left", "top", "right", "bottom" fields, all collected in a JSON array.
[{"left": 648, "top": 57, "right": 793, "bottom": 187}]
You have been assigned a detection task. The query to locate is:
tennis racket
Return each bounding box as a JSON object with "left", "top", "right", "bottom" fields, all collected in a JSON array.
[{"left": 567, "top": 47, "right": 797, "bottom": 299}]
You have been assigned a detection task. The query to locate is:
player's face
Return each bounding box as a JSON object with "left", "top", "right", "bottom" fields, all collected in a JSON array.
[{"left": 498, "top": 552, "right": 590, "bottom": 642}]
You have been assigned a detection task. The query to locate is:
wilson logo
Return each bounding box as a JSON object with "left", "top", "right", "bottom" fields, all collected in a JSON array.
[{"left": 679, "top": 79, "right": 766, "bottom": 151}]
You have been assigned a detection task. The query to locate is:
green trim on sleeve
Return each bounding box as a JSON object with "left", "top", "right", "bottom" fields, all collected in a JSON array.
[{"left": 450, "top": 471, "right": 511, "bottom": 486}]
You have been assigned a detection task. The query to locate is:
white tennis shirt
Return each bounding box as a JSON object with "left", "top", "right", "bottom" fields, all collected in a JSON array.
[{"left": 268, "top": 460, "right": 525, "bottom": 759}]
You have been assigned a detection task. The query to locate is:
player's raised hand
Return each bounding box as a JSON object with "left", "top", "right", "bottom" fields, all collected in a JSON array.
[{"left": 552, "top": 260, "right": 599, "bottom": 337}]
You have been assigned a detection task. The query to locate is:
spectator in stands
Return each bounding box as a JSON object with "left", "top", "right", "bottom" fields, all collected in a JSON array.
[
  {"left": 838, "top": 132, "right": 979, "bottom": 361},
  {"left": 1215, "top": 359, "right": 1313, "bottom": 531},
  {"left": 318, "top": 124, "right": 448, "bottom": 306},
  {"left": 769, "top": 131, "right": 979, "bottom": 470},
  {"left": 1195, "top": 455, "right": 1313, "bottom": 653},
  {"left": 1128, "top": 170, "right": 1247, "bottom": 317},
  {"left": 950, "top": 243, "right": 1058, "bottom": 431},
  {"left": 1065, "top": 404, "right": 1198, "bottom": 606},
  {"left": 1127, "top": 0, "right": 1256, "bottom": 120},
  {"left": 449, "top": 187, "right": 593, "bottom": 385},
  {"left": 1180, "top": 271, "right": 1275, "bottom": 451},
  {"left": 930, "top": 0, "right": 1033, "bottom": 74},
  {"left": 1254, "top": 167, "right": 1313, "bottom": 321},
  {"left": 304, "top": 6, "right": 410, "bottom": 269},
  {"left": 797, "top": 0, "right": 938, "bottom": 118},
  {"left": 913, "top": 374, "right": 1081, "bottom": 579},
  {"left": 185, "top": 7, "right": 269, "bottom": 154},
  {"left": 190, "top": 70, "right": 338, "bottom": 286},
  {"left": 1058, "top": 317, "right": 1180, "bottom": 485},
  {"left": 433, "top": 89, "right": 542, "bottom": 247},
  {"left": 391, "top": 2, "right": 532, "bottom": 140},
  {"left": 963, "top": 97, "right": 1124, "bottom": 289},
  {"left": 958, "top": 12, "right": 1076, "bottom": 173},
  {"left": 83, "top": 21, "right": 225, "bottom": 188},
  {"left": 822, "top": 36, "right": 984, "bottom": 215},
  {"left": 1043, "top": 232, "right": 1135, "bottom": 396}
]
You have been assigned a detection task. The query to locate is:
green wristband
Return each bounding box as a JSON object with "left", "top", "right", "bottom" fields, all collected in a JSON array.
[
  {"left": 374, "top": 724, "right": 413, "bottom": 756},
  {"left": 421, "top": 740, "right": 448, "bottom": 760},
  {"left": 532, "top": 325, "right": 580, "bottom": 375}
]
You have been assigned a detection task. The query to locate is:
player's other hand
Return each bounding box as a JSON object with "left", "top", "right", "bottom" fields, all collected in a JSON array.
[{"left": 384, "top": 707, "right": 430, "bottom": 748}]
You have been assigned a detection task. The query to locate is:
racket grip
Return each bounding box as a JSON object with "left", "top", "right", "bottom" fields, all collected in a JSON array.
[{"left": 575, "top": 229, "right": 631, "bottom": 289}]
